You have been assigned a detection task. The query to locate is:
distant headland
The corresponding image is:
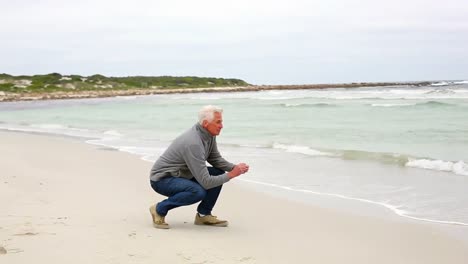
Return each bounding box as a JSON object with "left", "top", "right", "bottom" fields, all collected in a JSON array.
[{"left": 0, "top": 73, "right": 438, "bottom": 102}]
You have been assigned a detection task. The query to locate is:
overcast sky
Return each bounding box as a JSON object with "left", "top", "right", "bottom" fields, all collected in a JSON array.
[{"left": 1, "top": 0, "right": 467, "bottom": 84}]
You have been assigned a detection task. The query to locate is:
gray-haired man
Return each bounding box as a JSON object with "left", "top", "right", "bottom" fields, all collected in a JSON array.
[{"left": 149, "top": 105, "right": 249, "bottom": 229}]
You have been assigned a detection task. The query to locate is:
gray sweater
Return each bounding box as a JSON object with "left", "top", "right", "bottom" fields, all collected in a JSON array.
[{"left": 150, "top": 123, "right": 235, "bottom": 189}]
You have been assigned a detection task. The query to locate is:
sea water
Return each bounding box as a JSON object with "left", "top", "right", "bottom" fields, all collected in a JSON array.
[{"left": 1, "top": 81, "right": 468, "bottom": 226}]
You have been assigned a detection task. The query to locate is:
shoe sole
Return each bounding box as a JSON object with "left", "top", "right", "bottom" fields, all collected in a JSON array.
[
  {"left": 149, "top": 206, "right": 170, "bottom": 229},
  {"left": 194, "top": 221, "right": 229, "bottom": 227},
  {"left": 153, "top": 223, "right": 170, "bottom": 229}
]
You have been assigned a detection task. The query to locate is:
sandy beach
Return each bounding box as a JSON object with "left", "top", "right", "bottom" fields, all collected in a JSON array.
[{"left": 1, "top": 130, "right": 467, "bottom": 264}]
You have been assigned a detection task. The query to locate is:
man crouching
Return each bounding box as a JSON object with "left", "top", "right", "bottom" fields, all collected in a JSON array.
[{"left": 149, "top": 105, "right": 249, "bottom": 229}]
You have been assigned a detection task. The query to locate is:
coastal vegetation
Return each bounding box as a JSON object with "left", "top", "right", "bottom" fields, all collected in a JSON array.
[
  {"left": 0, "top": 73, "right": 437, "bottom": 102},
  {"left": 0, "top": 73, "right": 249, "bottom": 94}
]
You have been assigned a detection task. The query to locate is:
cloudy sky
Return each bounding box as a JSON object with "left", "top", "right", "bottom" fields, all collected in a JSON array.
[{"left": 1, "top": 0, "right": 467, "bottom": 84}]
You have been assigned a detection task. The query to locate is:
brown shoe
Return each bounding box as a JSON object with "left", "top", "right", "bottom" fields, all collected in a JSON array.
[
  {"left": 149, "top": 204, "right": 170, "bottom": 229},
  {"left": 194, "top": 213, "right": 229, "bottom": 227}
]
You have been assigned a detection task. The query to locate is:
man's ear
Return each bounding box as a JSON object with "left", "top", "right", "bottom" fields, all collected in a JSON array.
[{"left": 201, "top": 120, "right": 208, "bottom": 128}]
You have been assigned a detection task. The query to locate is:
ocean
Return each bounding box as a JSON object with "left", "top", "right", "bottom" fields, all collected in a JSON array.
[{"left": 1, "top": 81, "right": 467, "bottom": 226}]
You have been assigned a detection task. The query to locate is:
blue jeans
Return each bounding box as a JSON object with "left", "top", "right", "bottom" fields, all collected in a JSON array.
[{"left": 150, "top": 167, "right": 225, "bottom": 216}]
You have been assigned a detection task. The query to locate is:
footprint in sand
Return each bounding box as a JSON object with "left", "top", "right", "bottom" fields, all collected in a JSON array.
[
  {"left": 2, "top": 247, "right": 23, "bottom": 254},
  {"left": 13, "top": 232, "right": 39, "bottom": 236},
  {"left": 14, "top": 222, "right": 39, "bottom": 236},
  {"left": 176, "top": 252, "right": 192, "bottom": 261},
  {"left": 238, "top": 256, "right": 255, "bottom": 262}
]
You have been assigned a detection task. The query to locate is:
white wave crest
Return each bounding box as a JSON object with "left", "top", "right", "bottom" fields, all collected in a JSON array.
[
  {"left": 430, "top": 81, "right": 450, "bottom": 86},
  {"left": 103, "top": 130, "right": 123, "bottom": 137},
  {"left": 31, "top": 123, "right": 68, "bottom": 129},
  {"left": 256, "top": 96, "right": 297, "bottom": 100},
  {"left": 284, "top": 103, "right": 302, "bottom": 107},
  {"left": 371, "top": 103, "right": 416, "bottom": 107},
  {"left": 405, "top": 159, "right": 468, "bottom": 176},
  {"left": 0, "top": 123, "right": 103, "bottom": 140},
  {"left": 272, "top": 143, "right": 334, "bottom": 156},
  {"left": 282, "top": 102, "right": 334, "bottom": 107},
  {"left": 454, "top": 80, "right": 468, "bottom": 84}
]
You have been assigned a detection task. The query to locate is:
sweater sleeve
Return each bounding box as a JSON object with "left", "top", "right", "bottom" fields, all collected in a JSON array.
[
  {"left": 183, "top": 143, "right": 230, "bottom": 190},
  {"left": 207, "top": 138, "right": 235, "bottom": 171}
]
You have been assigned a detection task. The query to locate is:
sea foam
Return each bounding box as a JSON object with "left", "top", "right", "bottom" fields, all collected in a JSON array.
[
  {"left": 406, "top": 159, "right": 468, "bottom": 176},
  {"left": 371, "top": 103, "right": 416, "bottom": 107},
  {"left": 103, "top": 130, "right": 123, "bottom": 137},
  {"left": 272, "top": 143, "right": 335, "bottom": 157}
]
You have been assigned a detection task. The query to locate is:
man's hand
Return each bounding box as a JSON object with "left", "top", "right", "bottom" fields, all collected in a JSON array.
[{"left": 227, "top": 163, "right": 250, "bottom": 179}]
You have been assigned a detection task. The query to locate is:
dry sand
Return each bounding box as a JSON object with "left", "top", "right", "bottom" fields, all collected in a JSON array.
[{"left": 1, "top": 131, "right": 467, "bottom": 263}]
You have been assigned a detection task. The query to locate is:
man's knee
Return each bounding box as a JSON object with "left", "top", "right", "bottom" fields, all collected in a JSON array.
[{"left": 190, "top": 185, "right": 207, "bottom": 202}]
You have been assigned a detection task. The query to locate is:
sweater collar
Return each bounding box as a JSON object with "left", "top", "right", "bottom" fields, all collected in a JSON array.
[{"left": 195, "top": 123, "right": 213, "bottom": 141}]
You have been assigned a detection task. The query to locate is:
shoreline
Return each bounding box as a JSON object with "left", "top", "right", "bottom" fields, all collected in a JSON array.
[
  {"left": 1, "top": 130, "right": 468, "bottom": 263},
  {"left": 0, "top": 81, "right": 434, "bottom": 102},
  {"left": 4, "top": 127, "right": 468, "bottom": 229}
]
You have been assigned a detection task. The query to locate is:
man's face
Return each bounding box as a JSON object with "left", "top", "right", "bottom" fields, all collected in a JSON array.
[{"left": 203, "top": 112, "right": 223, "bottom": 136}]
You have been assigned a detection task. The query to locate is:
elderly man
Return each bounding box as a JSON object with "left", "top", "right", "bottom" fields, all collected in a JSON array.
[{"left": 149, "top": 105, "right": 249, "bottom": 229}]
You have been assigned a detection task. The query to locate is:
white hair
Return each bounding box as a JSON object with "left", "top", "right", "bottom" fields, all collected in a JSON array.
[{"left": 198, "top": 105, "right": 223, "bottom": 124}]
